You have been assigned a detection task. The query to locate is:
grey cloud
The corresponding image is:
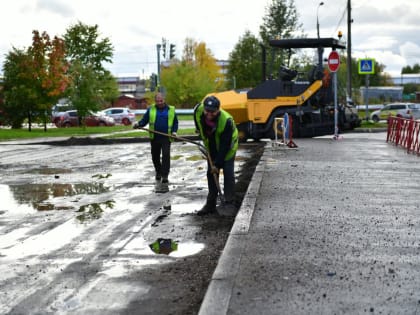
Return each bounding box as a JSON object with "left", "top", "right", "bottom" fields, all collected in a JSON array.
[{"left": 36, "top": 0, "right": 74, "bottom": 18}]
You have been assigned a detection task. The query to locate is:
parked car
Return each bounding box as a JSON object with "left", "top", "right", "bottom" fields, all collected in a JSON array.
[
  {"left": 51, "top": 104, "right": 75, "bottom": 125},
  {"left": 407, "top": 103, "right": 420, "bottom": 120},
  {"left": 370, "top": 103, "right": 419, "bottom": 122},
  {"left": 54, "top": 110, "right": 115, "bottom": 127},
  {"left": 100, "top": 107, "right": 135, "bottom": 125}
]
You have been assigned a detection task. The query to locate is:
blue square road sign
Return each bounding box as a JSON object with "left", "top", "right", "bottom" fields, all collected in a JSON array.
[{"left": 358, "top": 58, "right": 375, "bottom": 74}]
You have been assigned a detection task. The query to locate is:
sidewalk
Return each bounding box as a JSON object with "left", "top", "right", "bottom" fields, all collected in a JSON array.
[{"left": 200, "top": 132, "right": 420, "bottom": 315}]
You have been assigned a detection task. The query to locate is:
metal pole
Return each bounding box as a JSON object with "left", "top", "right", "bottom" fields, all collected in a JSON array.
[
  {"left": 365, "top": 75, "right": 370, "bottom": 121},
  {"left": 346, "top": 0, "right": 352, "bottom": 99},
  {"left": 334, "top": 72, "right": 339, "bottom": 139},
  {"left": 316, "top": 2, "right": 324, "bottom": 38},
  {"left": 317, "top": 2, "right": 324, "bottom": 71},
  {"left": 156, "top": 44, "right": 161, "bottom": 91}
]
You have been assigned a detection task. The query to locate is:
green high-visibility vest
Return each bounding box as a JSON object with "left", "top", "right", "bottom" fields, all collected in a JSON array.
[
  {"left": 149, "top": 104, "right": 175, "bottom": 141},
  {"left": 195, "top": 104, "right": 238, "bottom": 160}
]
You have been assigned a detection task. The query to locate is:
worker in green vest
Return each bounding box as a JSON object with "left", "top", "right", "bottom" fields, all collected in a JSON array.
[
  {"left": 194, "top": 95, "right": 238, "bottom": 216},
  {"left": 134, "top": 93, "right": 178, "bottom": 183}
]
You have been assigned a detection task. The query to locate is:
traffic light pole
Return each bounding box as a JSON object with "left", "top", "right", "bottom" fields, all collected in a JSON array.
[{"left": 156, "top": 44, "right": 161, "bottom": 90}]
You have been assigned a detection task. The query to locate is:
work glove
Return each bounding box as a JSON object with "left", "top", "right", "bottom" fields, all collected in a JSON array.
[{"left": 172, "top": 132, "right": 177, "bottom": 137}]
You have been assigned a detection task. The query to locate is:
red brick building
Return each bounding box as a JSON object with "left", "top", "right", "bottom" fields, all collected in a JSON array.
[
  {"left": 113, "top": 95, "right": 148, "bottom": 109},
  {"left": 113, "top": 76, "right": 149, "bottom": 109}
]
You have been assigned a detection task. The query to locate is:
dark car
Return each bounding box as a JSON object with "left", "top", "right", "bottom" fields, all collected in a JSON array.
[{"left": 54, "top": 110, "right": 115, "bottom": 127}]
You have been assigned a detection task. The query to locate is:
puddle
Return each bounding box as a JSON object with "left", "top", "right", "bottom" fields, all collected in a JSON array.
[
  {"left": 92, "top": 173, "right": 112, "bottom": 179},
  {"left": 169, "top": 242, "right": 205, "bottom": 257},
  {"left": 23, "top": 167, "right": 72, "bottom": 175},
  {"left": 122, "top": 236, "right": 204, "bottom": 259},
  {"left": 75, "top": 200, "right": 115, "bottom": 223},
  {"left": 1, "top": 183, "right": 111, "bottom": 213},
  {"left": 186, "top": 155, "right": 205, "bottom": 161},
  {"left": 148, "top": 238, "right": 205, "bottom": 257},
  {"left": 149, "top": 238, "right": 178, "bottom": 255}
]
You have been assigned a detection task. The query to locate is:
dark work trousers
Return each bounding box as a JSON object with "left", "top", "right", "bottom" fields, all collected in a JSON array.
[
  {"left": 150, "top": 137, "right": 171, "bottom": 178},
  {"left": 206, "top": 155, "right": 235, "bottom": 204}
]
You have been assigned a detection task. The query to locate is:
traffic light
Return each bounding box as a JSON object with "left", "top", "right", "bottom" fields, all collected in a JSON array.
[
  {"left": 150, "top": 73, "right": 158, "bottom": 92},
  {"left": 162, "top": 42, "right": 166, "bottom": 59},
  {"left": 169, "top": 44, "right": 176, "bottom": 59}
]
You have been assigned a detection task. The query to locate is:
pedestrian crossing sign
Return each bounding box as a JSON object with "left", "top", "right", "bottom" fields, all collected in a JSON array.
[{"left": 358, "top": 58, "right": 375, "bottom": 74}]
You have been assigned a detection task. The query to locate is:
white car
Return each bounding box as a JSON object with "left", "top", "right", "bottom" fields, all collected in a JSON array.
[
  {"left": 100, "top": 107, "right": 136, "bottom": 125},
  {"left": 370, "top": 103, "right": 419, "bottom": 123}
]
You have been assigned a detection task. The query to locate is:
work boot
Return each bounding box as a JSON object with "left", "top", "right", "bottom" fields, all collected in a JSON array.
[
  {"left": 197, "top": 200, "right": 217, "bottom": 216},
  {"left": 217, "top": 202, "right": 238, "bottom": 217}
]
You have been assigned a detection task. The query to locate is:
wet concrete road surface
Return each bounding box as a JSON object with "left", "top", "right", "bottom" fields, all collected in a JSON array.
[
  {"left": 0, "top": 138, "right": 261, "bottom": 315},
  {"left": 200, "top": 132, "right": 420, "bottom": 315}
]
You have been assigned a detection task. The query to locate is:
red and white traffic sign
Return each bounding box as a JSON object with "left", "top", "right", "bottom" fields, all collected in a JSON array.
[{"left": 327, "top": 51, "right": 340, "bottom": 72}]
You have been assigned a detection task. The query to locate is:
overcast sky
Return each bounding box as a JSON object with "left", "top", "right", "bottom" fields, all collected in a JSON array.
[{"left": 1, "top": 0, "right": 419, "bottom": 78}]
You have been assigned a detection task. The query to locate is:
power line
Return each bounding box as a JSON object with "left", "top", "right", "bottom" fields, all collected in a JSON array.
[
  {"left": 332, "top": 0, "right": 347, "bottom": 36},
  {"left": 334, "top": 8, "right": 346, "bottom": 34}
]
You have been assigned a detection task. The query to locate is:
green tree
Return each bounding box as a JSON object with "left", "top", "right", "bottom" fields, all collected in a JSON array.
[
  {"left": 2, "top": 48, "right": 34, "bottom": 128},
  {"left": 2, "top": 31, "right": 68, "bottom": 130},
  {"left": 259, "top": 0, "right": 302, "bottom": 76},
  {"left": 63, "top": 22, "right": 118, "bottom": 121},
  {"left": 160, "top": 38, "right": 222, "bottom": 107},
  {"left": 64, "top": 22, "right": 112, "bottom": 71},
  {"left": 403, "top": 83, "right": 419, "bottom": 95},
  {"left": 259, "top": 0, "right": 302, "bottom": 43},
  {"left": 226, "top": 0, "right": 302, "bottom": 90},
  {"left": 398, "top": 64, "right": 420, "bottom": 98},
  {"left": 402, "top": 63, "right": 420, "bottom": 74},
  {"left": 226, "top": 31, "right": 262, "bottom": 89}
]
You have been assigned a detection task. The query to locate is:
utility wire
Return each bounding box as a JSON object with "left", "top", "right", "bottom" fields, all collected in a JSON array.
[{"left": 332, "top": 0, "right": 347, "bottom": 37}]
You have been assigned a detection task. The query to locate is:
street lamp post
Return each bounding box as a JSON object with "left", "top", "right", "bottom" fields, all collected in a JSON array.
[
  {"left": 317, "top": 1, "right": 324, "bottom": 39},
  {"left": 347, "top": 0, "right": 353, "bottom": 100},
  {"left": 316, "top": 2, "right": 324, "bottom": 70}
]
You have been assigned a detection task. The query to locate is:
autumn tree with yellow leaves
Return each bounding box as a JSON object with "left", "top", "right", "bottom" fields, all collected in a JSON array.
[{"left": 160, "top": 38, "right": 224, "bottom": 108}]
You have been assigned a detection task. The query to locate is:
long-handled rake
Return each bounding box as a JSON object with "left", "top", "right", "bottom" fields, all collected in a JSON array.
[{"left": 137, "top": 127, "right": 225, "bottom": 204}]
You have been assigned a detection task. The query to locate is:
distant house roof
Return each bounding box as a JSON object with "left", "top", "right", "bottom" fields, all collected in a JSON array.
[
  {"left": 117, "top": 76, "right": 140, "bottom": 84},
  {"left": 359, "top": 86, "right": 403, "bottom": 101},
  {"left": 119, "top": 94, "right": 136, "bottom": 99}
]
